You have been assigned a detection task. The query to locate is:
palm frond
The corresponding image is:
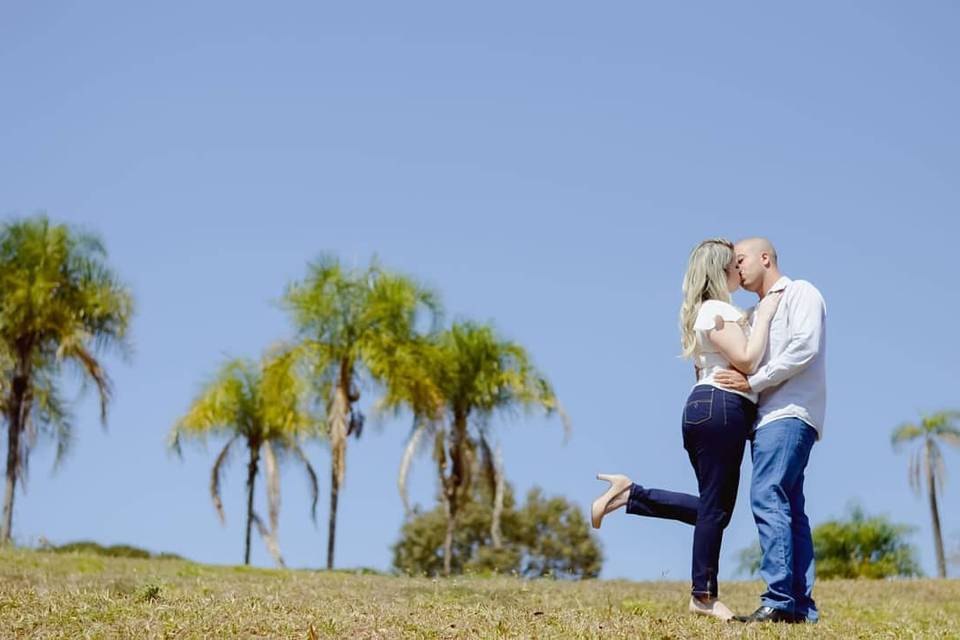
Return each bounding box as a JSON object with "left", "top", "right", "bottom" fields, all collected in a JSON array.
[
  {"left": 926, "top": 410, "right": 960, "bottom": 428},
  {"left": 398, "top": 422, "right": 428, "bottom": 518},
  {"left": 930, "top": 411, "right": 960, "bottom": 449},
  {"left": 172, "top": 358, "right": 257, "bottom": 443},
  {"left": 290, "top": 442, "right": 319, "bottom": 524},
  {"left": 260, "top": 345, "right": 323, "bottom": 440},
  {"left": 210, "top": 436, "right": 238, "bottom": 524},
  {"left": 555, "top": 403, "right": 573, "bottom": 444},
  {"left": 939, "top": 431, "right": 960, "bottom": 449},
  {"left": 250, "top": 511, "right": 285, "bottom": 568},
  {"left": 57, "top": 337, "right": 111, "bottom": 425},
  {"left": 30, "top": 365, "right": 73, "bottom": 470},
  {"left": 891, "top": 422, "right": 924, "bottom": 449},
  {"left": 908, "top": 448, "right": 922, "bottom": 496}
]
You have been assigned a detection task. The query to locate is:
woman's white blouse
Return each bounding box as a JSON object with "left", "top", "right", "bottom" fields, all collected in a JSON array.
[{"left": 691, "top": 299, "right": 758, "bottom": 403}]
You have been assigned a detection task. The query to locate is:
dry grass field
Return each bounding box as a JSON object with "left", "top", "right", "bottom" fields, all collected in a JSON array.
[{"left": 1, "top": 547, "right": 958, "bottom": 639}]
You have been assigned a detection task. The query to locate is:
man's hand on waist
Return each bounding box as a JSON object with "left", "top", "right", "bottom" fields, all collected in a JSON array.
[{"left": 714, "top": 369, "right": 752, "bottom": 393}]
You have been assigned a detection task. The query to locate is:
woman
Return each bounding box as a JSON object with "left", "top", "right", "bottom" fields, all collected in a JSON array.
[{"left": 591, "top": 238, "right": 781, "bottom": 621}]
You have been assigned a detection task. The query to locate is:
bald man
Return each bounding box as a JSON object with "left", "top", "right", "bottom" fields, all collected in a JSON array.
[{"left": 714, "top": 238, "right": 826, "bottom": 624}]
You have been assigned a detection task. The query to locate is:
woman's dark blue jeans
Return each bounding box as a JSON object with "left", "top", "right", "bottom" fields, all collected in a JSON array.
[{"left": 625, "top": 385, "right": 756, "bottom": 598}]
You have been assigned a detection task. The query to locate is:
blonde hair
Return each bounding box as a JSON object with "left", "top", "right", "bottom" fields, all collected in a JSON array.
[{"left": 679, "top": 238, "right": 735, "bottom": 358}]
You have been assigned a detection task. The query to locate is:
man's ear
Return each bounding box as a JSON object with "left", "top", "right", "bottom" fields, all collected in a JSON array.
[{"left": 760, "top": 252, "right": 771, "bottom": 268}]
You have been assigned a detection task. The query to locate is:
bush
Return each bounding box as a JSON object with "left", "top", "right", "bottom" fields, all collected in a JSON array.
[
  {"left": 736, "top": 505, "right": 921, "bottom": 579},
  {"left": 814, "top": 506, "right": 921, "bottom": 579},
  {"left": 43, "top": 540, "right": 185, "bottom": 561},
  {"left": 392, "top": 484, "right": 602, "bottom": 579}
]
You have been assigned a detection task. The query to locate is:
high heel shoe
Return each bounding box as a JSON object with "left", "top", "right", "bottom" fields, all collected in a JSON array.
[
  {"left": 591, "top": 473, "right": 632, "bottom": 529},
  {"left": 689, "top": 596, "right": 734, "bottom": 621}
]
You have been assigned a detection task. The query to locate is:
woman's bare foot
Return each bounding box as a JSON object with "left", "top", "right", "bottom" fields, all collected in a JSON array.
[
  {"left": 688, "top": 595, "right": 735, "bottom": 621},
  {"left": 591, "top": 473, "right": 633, "bottom": 528}
]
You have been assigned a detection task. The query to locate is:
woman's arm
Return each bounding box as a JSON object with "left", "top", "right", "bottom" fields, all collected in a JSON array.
[{"left": 706, "top": 293, "right": 782, "bottom": 374}]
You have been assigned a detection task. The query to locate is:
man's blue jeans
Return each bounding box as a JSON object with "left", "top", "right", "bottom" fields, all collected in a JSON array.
[{"left": 751, "top": 417, "right": 819, "bottom": 622}]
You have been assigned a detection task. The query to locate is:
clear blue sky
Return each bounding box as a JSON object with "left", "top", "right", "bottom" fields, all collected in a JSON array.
[{"left": 1, "top": 2, "right": 958, "bottom": 581}]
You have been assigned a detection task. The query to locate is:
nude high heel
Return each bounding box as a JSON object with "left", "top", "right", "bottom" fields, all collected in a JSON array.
[
  {"left": 591, "top": 473, "right": 632, "bottom": 529},
  {"left": 688, "top": 596, "right": 735, "bottom": 621}
]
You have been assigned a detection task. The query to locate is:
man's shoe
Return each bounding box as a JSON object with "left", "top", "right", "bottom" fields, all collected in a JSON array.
[{"left": 733, "top": 606, "right": 797, "bottom": 623}]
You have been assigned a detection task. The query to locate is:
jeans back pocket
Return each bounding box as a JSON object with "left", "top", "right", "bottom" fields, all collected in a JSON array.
[{"left": 684, "top": 387, "right": 714, "bottom": 426}]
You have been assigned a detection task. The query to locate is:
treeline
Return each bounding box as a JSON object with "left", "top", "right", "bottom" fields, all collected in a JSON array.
[{"left": 0, "top": 215, "right": 600, "bottom": 577}]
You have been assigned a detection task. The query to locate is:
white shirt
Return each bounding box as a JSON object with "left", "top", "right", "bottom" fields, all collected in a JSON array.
[
  {"left": 746, "top": 276, "right": 827, "bottom": 439},
  {"left": 692, "top": 299, "right": 759, "bottom": 403}
]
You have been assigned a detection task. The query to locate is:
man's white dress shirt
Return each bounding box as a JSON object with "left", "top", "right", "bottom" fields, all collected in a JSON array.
[{"left": 747, "top": 276, "right": 827, "bottom": 438}]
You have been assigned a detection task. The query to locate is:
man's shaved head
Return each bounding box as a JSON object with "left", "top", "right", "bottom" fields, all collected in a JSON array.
[
  {"left": 735, "top": 237, "right": 781, "bottom": 295},
  {"left": 736, "top": 237, "right": 778, "bottom": 266}
]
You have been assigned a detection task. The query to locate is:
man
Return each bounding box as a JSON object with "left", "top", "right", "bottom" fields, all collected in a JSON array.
[{"left": 714, "top": 238, "right": 826, "bottom": 624}]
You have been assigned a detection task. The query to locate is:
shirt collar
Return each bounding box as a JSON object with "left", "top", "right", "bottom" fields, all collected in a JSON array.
[{"left": 767, "top": 275, "right": 792, "bottom": 294}]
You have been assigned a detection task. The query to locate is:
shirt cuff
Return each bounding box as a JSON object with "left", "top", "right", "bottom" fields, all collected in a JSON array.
[{"left": 747, "top": 369, "right": 771, "bottom": 393}]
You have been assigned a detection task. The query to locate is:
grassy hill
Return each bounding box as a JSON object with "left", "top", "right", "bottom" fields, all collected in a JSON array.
[{"left": 1, "top": 547, "right": 958, "bottom": 638}]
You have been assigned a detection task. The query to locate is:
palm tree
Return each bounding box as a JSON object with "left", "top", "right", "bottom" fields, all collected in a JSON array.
[
  {"left": 0, "top": 216, "right": 133, "bottom": 544},
  {"left": 283, "top": 255, "right": 441, "bottom": 569},
  {"left": 385, "top": 321, "right": 569, "bottom": 576},
  {"left": 892, "top": 411, "right": 960, "bottom": 578},
  {"left": 170, "top": 350, "right": 321, "bottom": 566}
]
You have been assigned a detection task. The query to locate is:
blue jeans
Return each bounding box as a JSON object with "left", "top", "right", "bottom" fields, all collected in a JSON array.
[
  {"left": 751, "top": 417, "right": 819, "bottom": 622},
  {"left": 626, "top": 385, "right": 755, "bottom": 597}
]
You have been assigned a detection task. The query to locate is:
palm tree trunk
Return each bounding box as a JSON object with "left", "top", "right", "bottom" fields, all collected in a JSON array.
[
  {"left": 326, "top": 373, "right": 350, "bottom": 570},
  {"left": 441, "top": 411, "right": 468, "bottom": 577},
  {"left": 927, "top": 440, "right": 947, "bottom": 578},
  {"left": 443, "top": 502, "right": 455, "bottom": 577},
  {"left": 1, "top": 375, "right": 29, "bottom": 545},
  {"left": 433, "top": 427, "right": 455, "bottom": 576},
  {"left": 244, "top": 441, "right": 260, "bottom": 565},
  {"left": 490, "top": 443, "right": 505, "bottom": 550},
  {"left": 1, "top": 415, "right": 20, "bottom": 545},
  {"left": 327, "top": 464, "right": 339, "bottom": 570}
]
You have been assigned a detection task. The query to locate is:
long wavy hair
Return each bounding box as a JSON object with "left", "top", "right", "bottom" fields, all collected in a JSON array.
[{"left": 679, "top": 238, "right": 735, "bottom": 358}]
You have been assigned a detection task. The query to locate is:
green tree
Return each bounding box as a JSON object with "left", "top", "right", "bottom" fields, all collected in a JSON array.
[
  {"left": 170, "top": 351, "right": 321, "bottom": 566},
  {"left": 283, "top": 255, "right": 440, "bottom": 569},
  {"left": 892, "top": 411, "right": 960, "bottom": 578},
  {"left": 385, "top": 321, "right": 568, "bottom": 576},
  {"left": 0, "top": 216, "right": 133, "bottom": 544},
  {"left": 393, "top": 481, "right": 601, "bottom": 579},
  {"left": 814, "top": 506, "right": 922, "bottom": 579},
  {"left": 735, "top": 542, "right": 762, "bottom": 578},
  {"left": 736, "top": 506, "right": 922, "bottom": 579}
]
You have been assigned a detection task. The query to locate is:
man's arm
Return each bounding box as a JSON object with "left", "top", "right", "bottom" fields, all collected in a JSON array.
[{"left": 746, "top": 283, "right": 825, "bottom": 394}]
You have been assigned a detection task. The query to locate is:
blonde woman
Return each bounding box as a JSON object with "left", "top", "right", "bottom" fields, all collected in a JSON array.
[{"left": 590, "top": 238, "right": 782, "bottom": 621}]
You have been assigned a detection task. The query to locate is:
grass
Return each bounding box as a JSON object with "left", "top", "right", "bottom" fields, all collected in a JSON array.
[{"left": 1, "top": 547, "right": 959, "bottom": 638}]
